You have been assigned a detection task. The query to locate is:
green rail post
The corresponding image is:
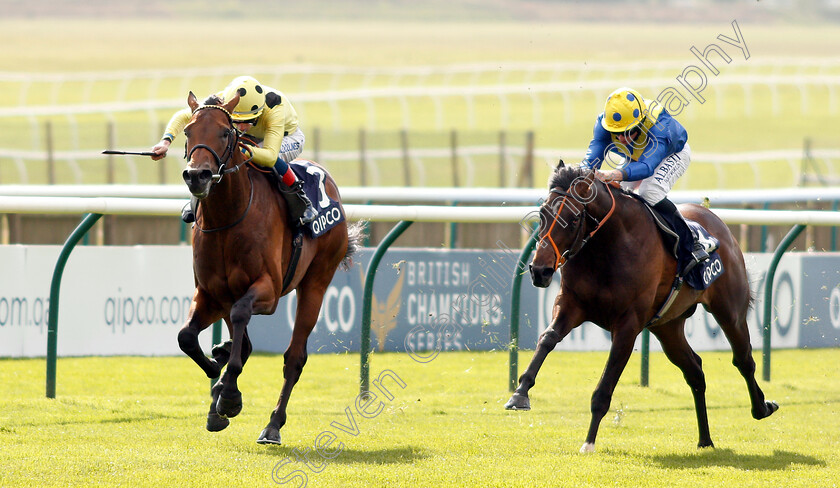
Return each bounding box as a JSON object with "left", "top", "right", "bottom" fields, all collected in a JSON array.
[
  {"left": 640, "top": 329, "right": 650, "bottom": 387},
  {"left": 46, "top": 213, "right": 103, "bottom": 398},
  {"left": 360, "top": 221, "right": 414, "bottom": 395},
  {"left": 180, "top": 220, "right": 189, "bottom": 244},
  {"left": 211, "top": 320, "right": 223, "bottom": 388},
  {"left": 760, "top": 202, "right": 771, "bottom": 252},
  {"left": 762, "top": 224, "right": 805, "bottom": 382},
  {"left": 509, "top": 232, "right": 537, "bottom": 391},
  {"left": 448, "top": 200, "right": 459, "bottom": 249}
]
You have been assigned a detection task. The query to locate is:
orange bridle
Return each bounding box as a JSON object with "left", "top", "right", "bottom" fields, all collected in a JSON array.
[{"left": 538, "top": 178, "right": 617, "bottom": 269}]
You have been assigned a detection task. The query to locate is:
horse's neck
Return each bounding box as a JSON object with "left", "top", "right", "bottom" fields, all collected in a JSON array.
[
  {"left": 198, "top": 166, "right": 252, "bottom": 227},
  {"left": 589, "top": 187, "right": 650, "bottom": 251}
]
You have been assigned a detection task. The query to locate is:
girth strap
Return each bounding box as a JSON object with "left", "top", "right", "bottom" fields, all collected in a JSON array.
[
  {"left": 646, "top": 276, "right": 684, "bottom": 327},
  {"left": 281, "top": 229, "right": 304, "bottom": 293}
]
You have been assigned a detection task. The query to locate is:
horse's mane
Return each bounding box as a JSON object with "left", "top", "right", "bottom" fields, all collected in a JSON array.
[
  {"left": 204, "top": 94, "right": 224, "bottom": 105},
  {"left": 548, "top": 164, "right": 590, "bottom": 191},
  {"left": 548, "top": 163, "right": 635, "bottom": 198}
]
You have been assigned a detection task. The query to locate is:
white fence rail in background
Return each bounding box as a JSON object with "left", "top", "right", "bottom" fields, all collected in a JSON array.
[
  {"left": 1, "top": 58, "right": 838, "bottom": 130},
  {"left": 3, "top": 57, "right": 839, "bottom": 106},
  {"left": 4, "top": 185, "right": 840, "bottom": 207},
  {"left": 2, "top": 59, "right": 838, "bottom": 187},
  {"left": 2, "top": 144, "right": 838, "bottom": 189},
  {"left": 2, "top": 74, "right": 837, "bottom": 130},
  {"left": 3, "top": 196, "right": 840, "bottom": 227}
]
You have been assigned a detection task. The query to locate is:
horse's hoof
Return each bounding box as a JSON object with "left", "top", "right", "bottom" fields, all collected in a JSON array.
[
  {"left": 211, "top": 340, "right": 233, "bottom": 366},
  {"left": 580, "top": 442, "right": 595, "bottom": 453},
  {"left": 504, "top": 393, "right": 531, "bottom": 411},
  {"left": 697, "top": 440, "right": 715, "bottom": 449},
  {"left": 256, "top": 427, "right": 282, "bottom": 445},
  {"left": 206, "top": 411, "right": 230, "bottom": 432},
  {"left": 754, "top": 400, "right": 779, "bottom": 420},
  {"left": 216, "top": 392, "right": 243, "bottom": 418}
]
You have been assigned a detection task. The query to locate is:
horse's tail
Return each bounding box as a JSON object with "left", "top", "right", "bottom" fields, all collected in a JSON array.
[{"left": 341, "top": 220, "right": 367, "bottom": 271}]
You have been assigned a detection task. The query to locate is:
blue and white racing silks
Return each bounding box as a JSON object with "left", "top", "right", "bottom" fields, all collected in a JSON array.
[{"left": 579, "top": 106, "right": 688, "bottom": 182}]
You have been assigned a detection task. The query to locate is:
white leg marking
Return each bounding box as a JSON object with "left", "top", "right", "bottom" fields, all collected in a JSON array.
[{"left": 580, "top": 442, "right": 595, "bottom": 453}]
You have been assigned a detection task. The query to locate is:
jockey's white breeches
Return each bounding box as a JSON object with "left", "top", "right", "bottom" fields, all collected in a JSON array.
[{"left": 621, "top": 143, "right": 691, "bottom": 206}]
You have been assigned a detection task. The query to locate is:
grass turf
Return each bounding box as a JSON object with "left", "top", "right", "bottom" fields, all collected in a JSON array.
[{"left": 1, "top": 348, "right": 838, "bottom": 487}]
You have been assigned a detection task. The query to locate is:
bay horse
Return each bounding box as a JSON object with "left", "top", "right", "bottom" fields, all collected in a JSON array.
[
  {"left": 505, "top": 161, "right": 778, "bottom": 452},
  {"left": 178, "top": 91, "right": 361, "bottom": 444}
]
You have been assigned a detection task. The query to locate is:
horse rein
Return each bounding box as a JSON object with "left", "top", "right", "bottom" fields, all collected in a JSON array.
[
  {"left": 539, "top": 176, "right": 617, "bottom": 269},
  {"left": 187, "top": 104, "right": 257, "bottom": 233}
]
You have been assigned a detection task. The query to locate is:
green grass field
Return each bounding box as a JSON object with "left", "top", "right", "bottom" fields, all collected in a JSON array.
[{"left": 2, "top": 349, "right": 839, "bottom": 487}]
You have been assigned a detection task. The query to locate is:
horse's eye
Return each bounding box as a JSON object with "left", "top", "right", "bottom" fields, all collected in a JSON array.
[{"left": 184, "top": 129, "right": 191, "bottom": 138}]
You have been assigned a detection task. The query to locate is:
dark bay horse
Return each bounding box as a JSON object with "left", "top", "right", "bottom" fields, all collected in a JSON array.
[
  {"left": 505, "top": 161, "right": 778, "bottom": 452},
  {"left": 178, "top": 92, "right": 360, "bottom": 444}
]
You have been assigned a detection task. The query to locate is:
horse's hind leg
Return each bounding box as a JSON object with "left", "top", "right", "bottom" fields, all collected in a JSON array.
[
  {"left": 708, "top": 301, "right": 779, "bottom": 420},
  {"left": 649, "top": 320, "right": 714, "bottom": 449},
  {"left": 257, "top": 283, "right": 326, "bottom": 445}
]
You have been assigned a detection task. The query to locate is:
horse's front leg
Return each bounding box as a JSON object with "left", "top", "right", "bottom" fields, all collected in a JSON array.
[
  {"left": 178, "top": 287, "right": 225, "bottom": 378},
  {"left": 580, "top": 323, "right": 639, "bottom": 453},
  {"left": 505, "top": 297, "right": 584, "bottom": 411},
  {"left": 207, "top": 326, "right": 253, "bottom": 432},
  {"left": 216, "top": 283, "right": 268, "bottom": 419}
]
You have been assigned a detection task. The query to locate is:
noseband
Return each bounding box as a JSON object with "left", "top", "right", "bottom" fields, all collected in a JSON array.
[{"left": 538, "top": 178, "right": 617, "bottom": 269}]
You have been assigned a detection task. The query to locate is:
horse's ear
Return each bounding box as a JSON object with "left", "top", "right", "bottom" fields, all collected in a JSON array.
[
  {"left": 556, "top": 159, "right": 565, "bottom": 169},
  {"left": 187, "top": 91, "right": 199, "bottom": 113},
  {"left": 223, "top": 93, "right": 240, "bottom": 115}
]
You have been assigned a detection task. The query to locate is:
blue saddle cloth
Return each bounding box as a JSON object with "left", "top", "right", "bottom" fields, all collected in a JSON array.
[
  {"left": 289, "top": 160, "right": 345, "bottom": 238},
  {"left": 642, "top": 202, "right": 724, "bottom": 291},
  {"left": 681, "top": 221, "right": 723, "bottom": 290}
]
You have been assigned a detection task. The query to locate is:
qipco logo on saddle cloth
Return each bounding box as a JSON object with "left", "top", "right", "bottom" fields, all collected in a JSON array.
[
  {"left": 702, "top": 255, "right": 723, "bottom": 286},
  {"left": 310, "top": 207, "right": 344, "bottom": 237}
]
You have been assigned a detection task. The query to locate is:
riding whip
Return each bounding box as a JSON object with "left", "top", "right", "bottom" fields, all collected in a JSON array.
[{"left": 101, "top": 150, "right": 156, "bottom": 156}]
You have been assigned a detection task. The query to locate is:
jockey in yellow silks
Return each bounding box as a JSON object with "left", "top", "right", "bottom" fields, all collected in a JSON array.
[
  {"left": 579, "top": 87, "right": 709, "bottom": 276},
  {"left": 151, "top": 76, "right": 316, "bottom": 225}
]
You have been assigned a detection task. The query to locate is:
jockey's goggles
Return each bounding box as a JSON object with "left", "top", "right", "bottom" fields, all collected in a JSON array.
[{"left": 236, "top": 118, "right": 258, "bottom": 126}]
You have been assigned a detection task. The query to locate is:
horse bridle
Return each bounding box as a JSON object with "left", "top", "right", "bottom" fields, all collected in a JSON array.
[
  {"left": 538, "top": 176, "right": 617, "bottom": 269},
  {"left": 186, "top": 104, "right": 256, "bottom": 233},
  {"left": 186, "top": 104, "right": 251, "bottom": 184}
]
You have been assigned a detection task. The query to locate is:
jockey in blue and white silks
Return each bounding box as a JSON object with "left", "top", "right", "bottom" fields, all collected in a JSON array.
[{"left": 579, "top": 87, "right": 709, "bottom": 276}]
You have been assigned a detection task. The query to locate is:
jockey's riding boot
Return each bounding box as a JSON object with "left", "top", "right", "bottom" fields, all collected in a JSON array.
[
  {"left": 652, "top": 198, "right": 709, "bottom": 277},
  {"left": 181, "top": 196, "right": 197, "bottom": 223},
  {"left": 289, "top": 180, "right": 318, "bottom": 225},
  {"left": 271, "top": 166, "right": 317, "bottom": 226}
]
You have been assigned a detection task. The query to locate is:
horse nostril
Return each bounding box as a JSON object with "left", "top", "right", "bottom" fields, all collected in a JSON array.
[
  {"left": 182, "top": 169, "right": 191, "bottom": 184},
  {"left": 529, "top": 264, "right": 555, "bottom": 287},
  {"left": 200, "top": 169, "right": 213, "bottom": 182}
]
